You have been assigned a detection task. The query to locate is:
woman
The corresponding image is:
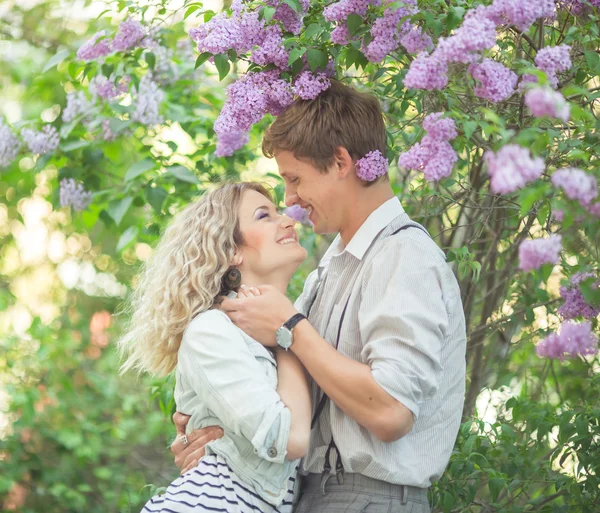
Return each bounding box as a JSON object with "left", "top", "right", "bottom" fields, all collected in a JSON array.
[{"left": 119, "top": 182, "right": 312, "bottom": 513}]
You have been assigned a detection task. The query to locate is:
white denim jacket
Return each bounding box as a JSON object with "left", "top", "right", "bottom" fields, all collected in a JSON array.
[{"left": 175, "top": 308, "right": 298, "bottom": 506}]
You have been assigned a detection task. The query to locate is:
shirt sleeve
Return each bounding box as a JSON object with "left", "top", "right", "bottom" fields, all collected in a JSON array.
[
  {"left": 179, "top": 310, "right": 290, "bottom": 463},
  {"left": 358, "top": 234, "right": 448, "bottom": 419}
]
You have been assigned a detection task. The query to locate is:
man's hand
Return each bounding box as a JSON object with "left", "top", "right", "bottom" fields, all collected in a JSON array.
[
  {"left": 171, "top": 412, "right": 224, "bottom": 475},
  {"left": 221, "top": 285, "right": 297, "bottom": 347}
]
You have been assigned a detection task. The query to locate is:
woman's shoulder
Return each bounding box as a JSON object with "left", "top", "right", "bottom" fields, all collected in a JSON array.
[{"left": 182, "top": 309, "right": 238, "bottom": 344}]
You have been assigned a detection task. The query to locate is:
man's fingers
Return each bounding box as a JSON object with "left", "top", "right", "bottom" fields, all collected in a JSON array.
[
  {"left": 173, "top": 428, "right": 224, "bottom": 469},
  {"left": 220, "top": 298, "right": 239, "bottom": 312},
  {"left": 181, "top": 447, "right": 206, "bottom": 474},
  {"left": 172, "top": 412, "right": 191, "bottom": 436}
]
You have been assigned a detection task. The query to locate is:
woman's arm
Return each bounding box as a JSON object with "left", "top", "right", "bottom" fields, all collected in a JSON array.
[{"left": 275, "top": 349, "right": 311, "bottom": 459}]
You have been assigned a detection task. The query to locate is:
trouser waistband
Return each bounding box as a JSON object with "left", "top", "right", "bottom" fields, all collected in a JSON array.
[{"left": 302, "top": 473, "right": 429, "bottom": 504}]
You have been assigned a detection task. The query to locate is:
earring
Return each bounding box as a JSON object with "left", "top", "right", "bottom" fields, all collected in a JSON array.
[{"left": 222, "top": 267, "right": 242, "bottom": 292}]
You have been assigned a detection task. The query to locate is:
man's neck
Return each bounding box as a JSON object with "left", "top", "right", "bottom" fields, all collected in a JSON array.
[{"left": 339, "top": 184, "right": 395, "bottom": 246}]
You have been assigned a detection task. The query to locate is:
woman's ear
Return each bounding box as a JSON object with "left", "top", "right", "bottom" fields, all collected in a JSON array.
[
  {"left": 333, "top": 146, "right": 354, "bottom": 179},
  {"left": 231, "top": 250, "right": 243, "bottom": 267}
]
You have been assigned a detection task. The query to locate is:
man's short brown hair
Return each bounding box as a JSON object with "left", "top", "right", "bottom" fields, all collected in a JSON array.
[{"left": 262, "top": 80, "right": 387, "bottom": 179}]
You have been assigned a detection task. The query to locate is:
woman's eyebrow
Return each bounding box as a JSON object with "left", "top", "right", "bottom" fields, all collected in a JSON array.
[{"left": 253, "top": 204, "right": 272, "bottom": 215}]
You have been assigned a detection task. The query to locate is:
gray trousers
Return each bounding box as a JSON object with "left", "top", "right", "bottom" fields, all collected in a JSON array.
[{"left": 294, "top": 473, "right": 431, "bottom": 513}]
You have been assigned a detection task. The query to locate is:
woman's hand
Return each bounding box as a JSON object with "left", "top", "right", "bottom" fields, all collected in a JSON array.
[{"left": 171, "top": 412, "right": 224, "bottom": 475}]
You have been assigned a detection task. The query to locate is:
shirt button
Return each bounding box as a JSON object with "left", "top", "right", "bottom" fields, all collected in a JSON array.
[{"left": 267, "top": 447, "right": 278, "bottom": 458}]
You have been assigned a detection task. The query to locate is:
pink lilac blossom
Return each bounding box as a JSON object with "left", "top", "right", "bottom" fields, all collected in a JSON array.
[
  {"left": 62, "top": 91, "right": 94, "bottom": 123},
  {"left": 21, "top": 125, "right": 59, "bottom": 155},
  {"left": 403, "top": 52, "right": 448, "bottom": 90},
  {"left": 293, "top": 71, "right": 331, "bottom": 100},
  {"left": 284, "top": 205, "right": 312, "bottom": 226},
  {"left": 362, "top": 2, "right": 415, "bottom": 63},
  {"left": 485, "top": 144, "right": 545, "bottom": 194},
  {"left": 495, "top": 0, "right": 555, "bottom": 32},
  {"left": 524, "top": 86, "right": 570, "bottom": 121},
  {"left": 0, "top": 119, "right": 22, "bottom": 168},
  {"left": 518, "top": 234, "right": 562, "bottom": 271},
  {"left": 112, "top": 18, "right": 146, "bottom": 52},
  {"left": 250, "top": 24, "right": 289, "bottom": 69},
  {"left": 398, "top": 113, "right": 458, "bottom": 181},
  {"left": 434, "top": 17, "right": 497, "bottom": 65},
  {"left": 400, "top": 27, "right": 433, "bottom": 54},
  {"left": 214, "top": 71, "right": 294, "bottom": 156},
  {"left": 534, "top": 44, "right": 571, "bottom": 88},
  {"left": 558, "top": 273, "right": 600, "bottom": 320},
  {"left": 76, "top": 31, "right": 112, "bottom": 61},
  {"left": 469, "top": 59, "right": 518, "bottom": 102},
  {"left": 551, "top": 167, "right": 598, "bottom": 206},
  {"left": 355, "top": 150, "right": 388, "bottom": 181},
  {"left": 60, "top": 178, "right": 93, "bottom": 211},
  {"left": 323, "top": 0, "right": 376, "bottom": 22},
  {"left": 131, "top": 75, "right": 165, "bottom": 126},
  {"left": 536, "top": 320, "right": 598, "bottom": 359},
  {"left": 267, "top": 0, "right": 310, "bottom": 34}
]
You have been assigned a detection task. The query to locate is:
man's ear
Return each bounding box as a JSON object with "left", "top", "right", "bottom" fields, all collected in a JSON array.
[{"left": 333, "top": 146, "right": 354, "bottom": 179}]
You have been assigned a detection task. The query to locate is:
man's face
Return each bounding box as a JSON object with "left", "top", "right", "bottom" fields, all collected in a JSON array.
[{"left": 275, "top": 150, "right": 343, "bottom": 235}]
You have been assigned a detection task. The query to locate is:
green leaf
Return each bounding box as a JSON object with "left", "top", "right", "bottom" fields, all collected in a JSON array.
[
  {"left": 288, "top": 46, "right": 306, "bottom": 66},
  {"left": 146, "top": 186, "right": 168, "bottom": 214},
  {"left": 107, "top": 197, "right": 134, "bottom": 226},
  {"left": 168, "top": 165, "right": 200, "bottom": 184},
  {"left": 446, "top": 6, "right": 465, "bottom": 31},
  {"left": 214, "top": 54, "right": 230, "bottom": 81},
  {"left": 580, "top": 278, "right": 600, "bottom": 308},
  {"left": 184, "top": 4, "right": 200, "bottom": 19},
  {"left": 304, "top": 23, "right": 322, "bottom": 40},
  {"left": 43, "top": 49, "right": 71, "bottom": 73},
  {"left": 195, "top": 52, "right": 212, "bottom": 69},
  {"left": 59, "top": 140, "right": 90, "bottom": 152},
  {"left": 262, "top": 5, "right": 276, "bottom": 22},
  {"left": 116, "top": 226, "right": 138, "bottom": 252},
  {"left": 463, "top": 121, "right": 478, "bottom": 140},
  {"left": 145, "top": 51, "right": 156, "bottom": 70},
  {"left": 307, "top": 48, "right": 328, "bottom": 72},
  {"left": 585, "top": 51, "right": 600, "bottom": 75},
  {"left": 283, "top": 0, "right": 302, "bottom": 14},
  {"left": 125, "top": 159, "right": 156, "bottom": 182},
  {"left": 347, "top": 14, "right": 363, "bottom": 36}
]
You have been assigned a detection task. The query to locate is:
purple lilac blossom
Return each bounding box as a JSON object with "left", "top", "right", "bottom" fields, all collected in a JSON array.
[
  {"left": 101, "top": 119, "right": 116, "bottom": 141},
  {"left": 62, "top": 91, "right": 94, "bottom": 123},
  {"left": 558, "top": 273, "right": 600, "bottom": 320},
  {"left": 292, "top": 71, "right": 331, "bottom": 100},
  {"left": 215, "top": 130, "right": 250, "bottom": 157},
  {"left": 144, "top": 40, "right": 178, "bottom": 86},
  {"left": 355, "top": 150, "right": 388, "bottom": 181},
  {"left": 0, "top": 119, "right": 22, "bottom": 168},
  {"left": 524, "top": 86, "right": 570, "bottom": 121},
  {"left": 131, "top": 75, "right": 165, "bottom": 126},
  {"left": 112, "top": 18, "right": 146, "bottom": 52},
  {"left": 331, "top": 24, "right": 351, "bottom": 45},
  {"left": 284, "top": 205, "right": 312, "bottom": 226},
  {"left": 518, "top": 234, "right": 562, "bottom": 271},
  {"left": 552, "top": 209, "right": 564, "bottom": 222},
  {"left": 485, "top": 144, "right": 544, "bottom": 194},
  {"left": 534, "top": 44, "right": 571, "bottom": 88},
  {"left": 250, "top": 24, "right": 289, "bottom": 69},
  {"left": 77, "top": 31, "right": 112, "bottom": 61},
  {"left": 21, "top": 125, "right": 59, "bottom": 155},
  {"left": 469, "top": 59, "right": 518, "bottom": 102},
  {"left": 434, "top": 17, "right": 497, "bottom": 65},
  {"left": 422, "top": 112, "right": 457, "bottom": 141},
  {"left": 495, "top": 0, "right": 556, "bottom": 32},
  {"left": 362, "top": 2, "right": 415, "bottom": 63},
  {"left": 551, "top": 168, "right": 598, "bottom": 206},
  {"left": 400, "top": 27, "right": 433, "bottom": 54},
  {"left": 323, "top": 0, "right": 376, "bottom": 22},
  {"left": 403, "top": 52, "right": 448, "bottom": 90},
  {"left": 60, "top": 178, "right": 93, "bottom": 211},
  {"left": 588, "top": 203, "right": 600, "bottom": 217},
  {"left": 267, "top": 0, "right": 310, "bottom": 34},
  {"left": 536, "top": 320, "right": 598, "bottom": 359}
]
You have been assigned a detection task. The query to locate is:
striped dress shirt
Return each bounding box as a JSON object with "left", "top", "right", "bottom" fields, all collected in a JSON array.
[{"left": 294, "top": 197, "right": 466, "bottom": 488}]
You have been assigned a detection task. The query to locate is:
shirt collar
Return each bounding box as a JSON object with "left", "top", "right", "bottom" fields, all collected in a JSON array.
[{"left": 318, "top": 197, "right": 404, "bottom": 271}]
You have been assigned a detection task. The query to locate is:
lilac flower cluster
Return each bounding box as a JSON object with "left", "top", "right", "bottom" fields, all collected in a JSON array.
[
  {"left": 284, "top": 205, "right": 312, "bottom": 226},
  {"left": 558, "top": 273, "right": 600, "bottom": 320},
  {"left": 323, "top": 0, "right": 376, "bottom": 22},
  {"left": 112, "top": 18, "right": 146, "bottom": 52},
  {"left": 62, "top": 91, "right": 94, "bottom": 123},
  {"left": 330, "top": 25, "right": 351, "bottom": 45},
  {"left": 355, "top": 150, "right": 388, "bottom": 181},
  {"left": 21, "top": 125, "right": 60, "bottom": 155},
  {"left": 524, "top": 86, "right": 570, "bottom": 121},
  {"left": 77, "top": 30, "right": 112, "bottom": 61},
  {"left": 403, "top": 53, "right": 449, "bottom": 90},
  {"left": 485, "top": 144, "right": 544, "bottom": 194},
  {"left": 60, "top": 178, "right": 93, "bottom": 212},
  {"left": 267, "top": 0, "right": 310, "bottom": 34},
  {"left": 101, "top": 119, "right": 117, "bottom": 141},
  {"left": 293, "top": 71, "right": 331, "bottom": 100},
  {"left": 535, "top": 44, "right": 572, "bottom": 88},
  {"left": 494, "top": 0, "right": 555, "bottom": 32},
  {"left": 551, "top": 168, "right": 598, "bottom": 206},
  {"left": 400, "top": 27, "right": 433, "bottom": 54},
  {"left": 536, "top": 320, "right": 598, "bottom": 360},
  {"left": 518, "top": 234, "right": 562, "bottom": 271},
  {"left": 214, "top": 71, "right": 294, "bottom": 157},
  {"left": 131, "top": 75, "right": 165, "bottom": 126},
  {"left": 0, "top": 119, "right": 21, "bottom": 168},
  {"left": 398, "top": 112, "right": 458, "bottom": 181},
  {"left": 89, "top": 75, "right": 131, "bottom": 100},
  {"left": 469, "top": 58, "right": 518, "bottom": 103},
  {"left": 249, "top": 25, "right": 288, "bottom": 69}
]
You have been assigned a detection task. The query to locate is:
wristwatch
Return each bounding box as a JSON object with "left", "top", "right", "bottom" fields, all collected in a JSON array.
[{"left": 275, "top": 313, "right": 306, "bottom": 350}]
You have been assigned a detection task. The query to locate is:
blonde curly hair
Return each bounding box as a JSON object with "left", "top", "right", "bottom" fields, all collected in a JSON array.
[{"left": 118, "top": 182, "right": 272, "bottom": 377}]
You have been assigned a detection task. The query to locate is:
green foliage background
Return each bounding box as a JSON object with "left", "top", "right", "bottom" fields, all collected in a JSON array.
[{"left": 0, "top": 0, "right": 599, "bottom": 512}]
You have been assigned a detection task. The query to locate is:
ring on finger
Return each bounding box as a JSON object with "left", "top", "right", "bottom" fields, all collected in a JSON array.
[{"left": 180, "top": 434, "right": 190, "bottom": 446}]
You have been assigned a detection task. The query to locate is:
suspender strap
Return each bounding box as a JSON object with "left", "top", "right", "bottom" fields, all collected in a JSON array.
[{"left": 311, "top": 223, "right": 431, "bottom": 492}]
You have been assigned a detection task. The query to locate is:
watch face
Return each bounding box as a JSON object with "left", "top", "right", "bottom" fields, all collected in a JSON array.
[{"left": 276, "top": 326, "right": 293, "bottom": 349}]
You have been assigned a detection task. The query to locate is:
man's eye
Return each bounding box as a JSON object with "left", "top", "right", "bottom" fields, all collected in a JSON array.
[{"left": 289, "top": 177, "right": 299, "bottom": 184}]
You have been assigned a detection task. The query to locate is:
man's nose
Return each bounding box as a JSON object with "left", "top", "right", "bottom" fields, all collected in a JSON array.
[{"left": 284, "top": 190, "right": 299, "bottom": 207}]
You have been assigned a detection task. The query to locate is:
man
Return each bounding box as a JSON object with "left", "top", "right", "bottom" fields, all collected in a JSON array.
[{"left": 171, "top": 80, "right": 466, "bottom": 512}]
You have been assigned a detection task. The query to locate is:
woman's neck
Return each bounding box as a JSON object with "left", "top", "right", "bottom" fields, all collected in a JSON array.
[{"left": 239, "top": 272, "right": 291, "bottom": 296}]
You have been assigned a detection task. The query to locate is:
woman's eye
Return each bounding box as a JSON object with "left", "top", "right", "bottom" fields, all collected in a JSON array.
[{"left": 258, "top": 212, "right": 269, "bottom": 220}]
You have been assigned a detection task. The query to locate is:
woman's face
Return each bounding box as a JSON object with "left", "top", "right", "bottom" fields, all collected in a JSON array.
[{"left": 236, "top": 189, "right": 307, "bottom": 279}]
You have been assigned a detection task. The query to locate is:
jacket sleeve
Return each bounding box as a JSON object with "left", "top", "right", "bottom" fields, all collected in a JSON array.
[{"left": 178, "top": 310, "right": 291, "bottom": 463}]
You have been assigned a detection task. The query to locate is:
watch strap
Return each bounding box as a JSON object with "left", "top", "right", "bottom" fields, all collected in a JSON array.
[{"left": 284, "top": 313, "right": 306, "bottom": 331}]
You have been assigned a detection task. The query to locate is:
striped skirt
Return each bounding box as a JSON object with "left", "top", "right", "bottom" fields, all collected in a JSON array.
[{"left": 141, "top": 454, "right": 295, "bottom": 513}]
